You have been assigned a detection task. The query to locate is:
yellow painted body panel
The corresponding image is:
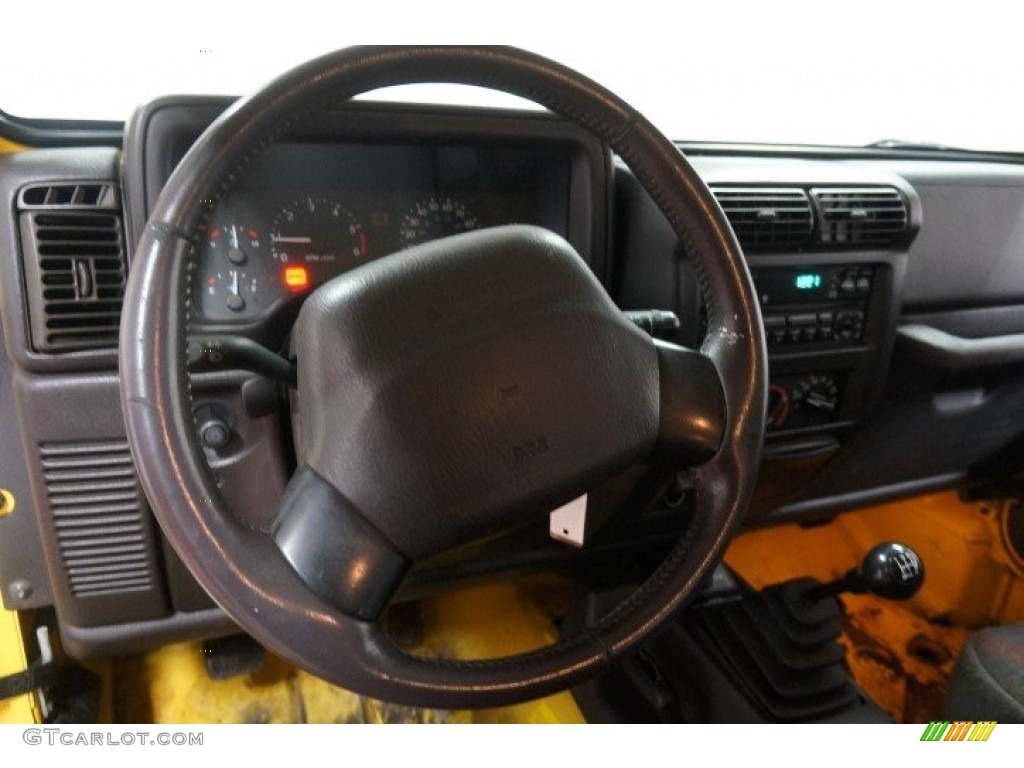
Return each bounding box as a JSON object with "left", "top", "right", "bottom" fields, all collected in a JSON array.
[
  {"left": 0, "top": 609, "right": 39, "bottom": 724},
  {"left": 726, "top": 491, "right": 1024, "bottom": 722},
  {"left": 0, "top": 137, "right": 24, "bottom": 154},
  {"left": 1, "top": 477, "right": 38, "bottom": 722}
]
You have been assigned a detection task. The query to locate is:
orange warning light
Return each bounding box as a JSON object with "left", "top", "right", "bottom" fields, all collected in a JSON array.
[{"left": 283, "top": 265, "right": 311, "bottom": 292}]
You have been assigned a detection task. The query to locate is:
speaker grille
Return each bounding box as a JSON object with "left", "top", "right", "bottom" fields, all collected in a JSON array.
[{"left": 39, "top": 440, "right": 154, "bottom": 597}]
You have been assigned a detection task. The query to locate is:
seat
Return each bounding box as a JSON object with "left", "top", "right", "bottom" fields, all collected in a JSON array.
[{"left": 945, "top": 624, "right": 1024, "bottom": 723}]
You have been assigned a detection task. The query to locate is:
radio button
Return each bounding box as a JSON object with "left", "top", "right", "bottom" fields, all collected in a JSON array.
[{"left": 788, "top": 313, "right": 818, "bottom": 327}]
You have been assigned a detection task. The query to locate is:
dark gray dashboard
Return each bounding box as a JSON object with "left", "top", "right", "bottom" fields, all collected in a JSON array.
[
  {"left": 876, "top": 161, "right": 1024, "bottom": 310},
  {"left": 2, "top": 100, "right": 1024, "bottom": 657}
]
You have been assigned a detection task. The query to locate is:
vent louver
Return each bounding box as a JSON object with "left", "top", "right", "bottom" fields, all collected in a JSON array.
[
  {"left": 39, "top": 440, "right": 154, "bottom": 598},
  {"left": 18, "top": 186, "right": 127, "bottom": 352},
  {"left": 812, "top": 187, "right": 908, "bottom": 246},
  {"left": 19, "top": 183, "right": 115, "bottom": 209},
  {"left": 711, "top": 187, "right": 813, "bottom": 251}
]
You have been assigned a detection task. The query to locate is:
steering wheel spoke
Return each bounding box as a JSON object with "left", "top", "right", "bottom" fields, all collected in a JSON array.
[
  {"left": 272, "top": 466, "right": 411, "bottom": 622},
  {"left": 655, "top": 341, "right": 727, "bottom": 467}
]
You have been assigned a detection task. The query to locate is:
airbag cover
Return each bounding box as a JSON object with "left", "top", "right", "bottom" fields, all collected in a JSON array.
[{"left": 292, "top": 225, "right": 659, "bottom": 558}]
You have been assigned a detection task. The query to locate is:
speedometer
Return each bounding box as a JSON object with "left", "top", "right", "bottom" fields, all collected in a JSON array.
[
  {"left": 269, "top": 196, "right": 367, "bottom": 292},
  {"left": 400, "top": 196, "right": 479, "bottom": 248}
]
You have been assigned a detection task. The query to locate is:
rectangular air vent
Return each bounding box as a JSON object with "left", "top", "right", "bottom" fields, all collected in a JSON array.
[
  {"left": 812, "top": 187, "right": 909, "bottom": 247},
  {"left": 39, "top": 440, "right": 154, "bottom": 598},
  {"left": 711, "top": 187, "right": 813, "bottom": 251},
  {"left": 18, "top": 199, "right": 127, "bottom": 352},
  {"left": 19, "top": 183, "right": 116, "bottom": 209}
]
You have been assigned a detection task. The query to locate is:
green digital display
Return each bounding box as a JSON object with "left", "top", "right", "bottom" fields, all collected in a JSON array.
[{"left": 795, "top": 273, "right": 823, "bottom": 291}]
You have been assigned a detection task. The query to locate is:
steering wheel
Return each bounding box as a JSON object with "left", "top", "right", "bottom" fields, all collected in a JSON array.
[{"left": 119, "top": 46, "right": 766, "bottom": 708}]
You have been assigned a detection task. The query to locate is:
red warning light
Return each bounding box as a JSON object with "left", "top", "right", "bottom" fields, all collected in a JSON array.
[{"left": 283, "top": 265, "right": 311, "bottom": 292}]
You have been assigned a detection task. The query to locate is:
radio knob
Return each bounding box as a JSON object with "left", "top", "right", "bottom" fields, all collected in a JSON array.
[{"left": 835, "top": 311, "right": 864, "bottom": 342}]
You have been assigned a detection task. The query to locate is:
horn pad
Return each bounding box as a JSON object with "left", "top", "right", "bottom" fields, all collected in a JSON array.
[{"left": 291, "top": 225, "right": 660, "bottom": 558}]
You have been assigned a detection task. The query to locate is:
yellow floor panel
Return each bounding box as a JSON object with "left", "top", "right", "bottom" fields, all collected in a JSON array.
[
  {"left": 409, "top": 582, "right": 585, "bottom": 724},
  {"left": 113, "top": 581, "right": 583, "bottom": 724},
  {"left": 726, "top": 491, "right": 1024, "bottom": 723},
  {"left": 115, "top": 643, "right": 367, "bottom": 723}
]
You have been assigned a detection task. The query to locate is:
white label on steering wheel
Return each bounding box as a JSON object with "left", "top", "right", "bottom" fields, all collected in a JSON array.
[{"left": 549, "top": 494, "right": 588, "bottom": 548}]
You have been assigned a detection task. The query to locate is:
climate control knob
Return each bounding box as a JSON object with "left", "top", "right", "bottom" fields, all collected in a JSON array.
[{"left": 792, "top": 374, "right": 839, "bottom": 416}]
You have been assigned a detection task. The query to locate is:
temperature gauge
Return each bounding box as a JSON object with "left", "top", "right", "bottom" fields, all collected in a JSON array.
[{"left": 205, "top": 223, "right": 263, "bottom": 266}]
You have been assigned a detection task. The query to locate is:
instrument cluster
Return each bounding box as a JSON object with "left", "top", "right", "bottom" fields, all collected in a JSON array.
[{"left": 195, "top": 142, "right": 571, "bottom": 324}]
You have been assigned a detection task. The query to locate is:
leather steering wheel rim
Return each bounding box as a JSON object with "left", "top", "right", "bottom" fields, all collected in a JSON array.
[{"left": 119, "top": 45, "right": 766, "bottom": 708}]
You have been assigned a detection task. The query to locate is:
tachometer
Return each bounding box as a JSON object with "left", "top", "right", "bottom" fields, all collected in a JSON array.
[
  {"left": 269, "top": 196, "right": 367, "bottom": 292},
  {"left": 400, "top": 196, "right": 479, "bottom": 248}
]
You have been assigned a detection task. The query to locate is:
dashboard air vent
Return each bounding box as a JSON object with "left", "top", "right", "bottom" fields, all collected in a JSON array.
[
  {"left": 39, "top": 440, "right": 154, "bottom": 598},
  {"left": 710, "top": 187, "right": 813, "bottom": 251},
  {"left": 18, "top": 188, "right": 127, "bottom": 352},
  {"left": 811, "top": 187, "right": 908, "bottom": 247},
  {"left": 19, "top": 183, "right": 116, "bottom": 209}
]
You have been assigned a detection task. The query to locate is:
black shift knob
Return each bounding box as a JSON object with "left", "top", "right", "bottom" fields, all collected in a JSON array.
[
  {"left": 857, "top": 541, "right": 925, "bottom": 600},
  {"left": 807, "top": 540, "right": 925, "bottom": 602}
]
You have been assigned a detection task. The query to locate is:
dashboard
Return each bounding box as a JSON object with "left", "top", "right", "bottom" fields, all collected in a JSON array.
[{"left": 4, "top": 97, "right": 1024, "bottom": 659}]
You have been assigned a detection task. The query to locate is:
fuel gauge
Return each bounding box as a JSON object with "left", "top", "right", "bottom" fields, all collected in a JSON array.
[{"left": 203, "top": 268, "right": 261, "bottom": 314}]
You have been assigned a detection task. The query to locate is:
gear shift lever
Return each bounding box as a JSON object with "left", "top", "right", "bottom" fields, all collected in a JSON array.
[{"left": 809, "top": 541, "right": 925, "bottom": 601}]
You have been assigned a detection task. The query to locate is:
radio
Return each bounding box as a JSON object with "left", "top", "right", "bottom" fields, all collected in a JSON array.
[{"left": 751, "top": 265, "right": 875, "bottom": 350}]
